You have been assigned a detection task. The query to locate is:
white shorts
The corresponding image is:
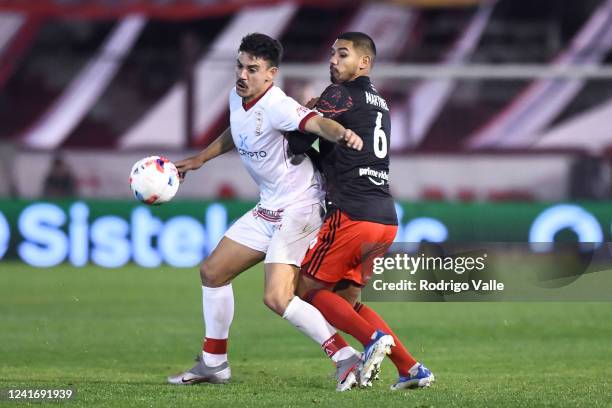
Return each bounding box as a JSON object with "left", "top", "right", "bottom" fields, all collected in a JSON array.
[{"left": 224, "top": 203, "right": 324, "bottom": 266}]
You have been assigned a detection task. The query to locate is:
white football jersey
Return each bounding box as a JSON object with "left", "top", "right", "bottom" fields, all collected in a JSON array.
[{"left": 229, "top": 85, "right": 324, "bottom": 210}]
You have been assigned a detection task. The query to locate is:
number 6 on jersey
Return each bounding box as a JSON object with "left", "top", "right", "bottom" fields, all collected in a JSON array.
[{"left": 373, "top": 111, "right": 388, "bottom": 159}]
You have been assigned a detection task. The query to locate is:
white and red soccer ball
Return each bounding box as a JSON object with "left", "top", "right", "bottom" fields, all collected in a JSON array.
[{"left": 129, "top": 156, "right": 179, "bottom": 205}]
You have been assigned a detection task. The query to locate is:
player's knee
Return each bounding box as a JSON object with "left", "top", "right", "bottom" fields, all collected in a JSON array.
[
  {"left": 333, "top": 280, "right": 361, "bottom": 306},
  {"left": 200, "top": 259, "right": 226, "bottom": 287},
  {"left": 263, "top": 291, "right": 290, "bottom": 316},
  {"left": 295, "top": 284, "right": 307, "bottom": 300},
  {"left": 295, "top": 277, "right": 310, "bottom": 299},
  {"left": 338, "top": 291, "right": 359, "bottom": 306}
]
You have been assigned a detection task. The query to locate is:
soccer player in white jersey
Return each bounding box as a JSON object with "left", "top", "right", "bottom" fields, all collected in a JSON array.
[{"left": 167, "top": 33, "right": 364, "bottom": 391}]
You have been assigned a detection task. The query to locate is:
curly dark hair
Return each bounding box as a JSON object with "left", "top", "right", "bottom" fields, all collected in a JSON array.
[{"left": 238, "top": 33, "right": 283, "bottom": 67}]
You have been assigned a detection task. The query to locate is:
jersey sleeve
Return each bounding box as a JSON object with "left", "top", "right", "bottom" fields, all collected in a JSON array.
[
  {"left": 315, "top": 84, "right": 353, "bottom": 119},
  {"left": 286, "top": 130, "right": 318, "bottom": 155},
  {"left": 268, "top": 95, "right": 318, "bottom": 132}
]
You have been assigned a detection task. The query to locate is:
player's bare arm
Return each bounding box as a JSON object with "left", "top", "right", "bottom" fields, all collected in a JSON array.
[
  {"left": 175, "top": 127, "right": 235, "bottom": 179},
  {"left": 304, "top": 115, "right": 363, "bottom": 150},
  {"left": 305, "top": 97, "right": 319, "bottom": 109}
]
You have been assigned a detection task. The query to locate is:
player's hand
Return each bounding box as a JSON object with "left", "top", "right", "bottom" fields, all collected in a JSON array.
[
  {"left": 174, "top": 157, "right": 203, "bottom": 183},
  {"left": 338, "top": 129, "right": 363, "bottom": 151},
  {"left": 305, "top": 97, "right": 319, "bottom": 109}
]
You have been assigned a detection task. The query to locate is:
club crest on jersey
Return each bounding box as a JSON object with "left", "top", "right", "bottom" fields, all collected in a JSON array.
[
  {"left": 254, "top": 110, "right": 264, "bottom": 137},
  {"left": 297, "top": 105, "right": 310, "bottom": 116}
]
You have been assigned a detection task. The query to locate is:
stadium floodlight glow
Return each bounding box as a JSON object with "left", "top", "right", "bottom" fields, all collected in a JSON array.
[
  {"left": 0, "top": 211, "right": 9, "bottom": 259},
  {"left": 529, "top": 204, "right": 603, "bottom": 252}
]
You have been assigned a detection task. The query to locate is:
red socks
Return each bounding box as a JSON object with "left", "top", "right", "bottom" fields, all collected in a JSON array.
[
  {"left": 309, "top": 290, "right": 376, "bottom": 345},
  {"left": 305, "top": 290, "right": 419, "bottom": 377},
  {"left": 203, "top": 337, "right": 228, "bottom": 354},
  {"left": 354, "top": 302, "right": 417, "bottom": 377}
]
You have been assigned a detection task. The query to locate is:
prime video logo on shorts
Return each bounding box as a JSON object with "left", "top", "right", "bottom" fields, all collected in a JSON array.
[
  {"left": 0, "top": 202, "right": 605, "bottom": 268},
  {"left": 0, "top": 202, "right": 228, "bottom": 268}
]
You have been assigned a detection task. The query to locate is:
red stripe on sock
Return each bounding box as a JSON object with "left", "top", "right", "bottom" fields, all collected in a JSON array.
[
  {"left": 321, "top": 332, "right": 349, "bottom": 358},
  {"left": 355, "top": 302, "right": 417, "bottom": 377},
  {"left": 203, "top": 337, "right": 228, "bottom": 354}
]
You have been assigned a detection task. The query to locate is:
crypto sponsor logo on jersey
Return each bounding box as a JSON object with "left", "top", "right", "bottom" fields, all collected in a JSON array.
[{"left": 238, "top": 132, "right": 267, "bottom": 160}]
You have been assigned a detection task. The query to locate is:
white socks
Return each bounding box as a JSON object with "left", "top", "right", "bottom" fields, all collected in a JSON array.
[
  {"left": 282, "top": 295, "right": 358, "bottom": 363},
  {"left": 331, "top": 346, "right": 357, "bottom": 364},
  {"left": 202, "top": 284, "right": 234, "bottom": 367},
  {"left": 201, "top": 289, "right": 357, "bottom": 366},
  {"left": 203, "top": 352, "right": 228, "bottom": 367},
  {"left": 282, "top": 296, "right": 337, "bottom": 344}
]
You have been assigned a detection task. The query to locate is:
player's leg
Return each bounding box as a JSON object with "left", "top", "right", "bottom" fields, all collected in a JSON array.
[
  {"left": 333, "top": 239, "right": 434, "bottom": 389},
  {"left": 199, "top": 236, "right": 264, "bottom": 364},
  {"left": 168, "top": 212, "right": 267, "bottom": 385},
  {"left": 262, "top": 262, "right": 297, "bottom": 315},
  {"left": 264, "top": 262, "right": 348, "bottom": 352},
  {"left": 298, "top": 273, "right": 378, "bottom": 346},
  {"left": 265, "top": 204, "right": 361, "bottom": 391},
  {"left": 332, "top": 280, "right": 429, "bottom": 386},
  {"left": 298, "top": 273, "right": 395, "bottom": 387},
  {"left": 297, "top": 211, "right": 388, "bottom": 346},
  {"left": 298, "top": 212, "right": 401, "bottom": 385},
  {"left": 352, "top": 301, "right": 433, "bottom": 389},
  {"left": 265, "top": 263, "right": 361, "bottom": 391}
]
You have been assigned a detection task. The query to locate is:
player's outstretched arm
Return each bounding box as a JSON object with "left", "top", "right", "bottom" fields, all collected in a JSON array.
[
  {"left": 304, "top": 115, "right": 363, "bottom": 151},
  {"left": 175, "top": 127, "right": 235, "bottom": 180}
]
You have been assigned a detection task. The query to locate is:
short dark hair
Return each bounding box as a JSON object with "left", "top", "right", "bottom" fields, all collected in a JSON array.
[
  {"left": 238, "top": 33, "right": 283, "bottom": 67},
  {"left": 337, "top": 32, "right": 377, "bottom": 62}
]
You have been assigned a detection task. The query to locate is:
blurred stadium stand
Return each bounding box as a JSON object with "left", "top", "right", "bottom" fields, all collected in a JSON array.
[{"left": 1, "top": 0, "right": 612, "bottom": 201}]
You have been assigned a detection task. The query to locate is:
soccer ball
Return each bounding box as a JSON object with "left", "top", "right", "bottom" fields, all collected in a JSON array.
[{"left": 129, "top": 156, "right": 179, "bottom": 205}]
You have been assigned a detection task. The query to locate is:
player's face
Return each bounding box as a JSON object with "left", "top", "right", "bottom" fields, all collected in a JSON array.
[
  {"left": 235, "top": 51, "right": 277, "bottom": 102},
  {"left": 329, "top": 39, "right": 368, "bottom": 84}
]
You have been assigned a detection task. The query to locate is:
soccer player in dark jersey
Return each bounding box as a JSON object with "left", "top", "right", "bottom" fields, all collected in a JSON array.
[{"left": 287, "top": 32, "right": 435, "bottom": 390}]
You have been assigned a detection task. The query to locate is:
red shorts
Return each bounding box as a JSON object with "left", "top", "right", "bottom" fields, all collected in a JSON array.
[{"left": 301, "top": 210, "right": 398, "bottom": 287}]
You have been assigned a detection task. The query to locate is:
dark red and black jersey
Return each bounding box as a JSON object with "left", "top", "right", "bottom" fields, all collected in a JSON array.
[{"left": 288, "top": 76, "right": 397, "bottom": 225}]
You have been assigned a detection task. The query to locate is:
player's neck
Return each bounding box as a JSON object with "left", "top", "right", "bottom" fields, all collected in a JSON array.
[
  {"left": 347, "top": 73, "right": 369, "bottom": 82},
  {"left": 242, "top": 83, "right": 274, "bottom": 109}
]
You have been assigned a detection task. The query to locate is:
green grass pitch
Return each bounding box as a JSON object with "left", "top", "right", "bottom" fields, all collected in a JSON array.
[{"left": 1, "top": 262, "right": 611, "bottom": 407}]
